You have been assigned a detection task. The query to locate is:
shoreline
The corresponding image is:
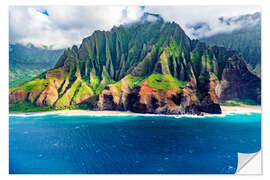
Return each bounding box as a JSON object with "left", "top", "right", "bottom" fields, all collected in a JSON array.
[
  {"left": 9, "top": 110, "right": 139, "bottom": 116},
  {"left": 220, "top": 105, "right": 261, "bottom": 114},
  {"left": 9, "top": 105, "right": 261, "bottom": 117}
]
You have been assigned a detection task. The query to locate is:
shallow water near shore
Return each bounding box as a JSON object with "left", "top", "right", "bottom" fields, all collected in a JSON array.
[{"left": 9, "top": 112, "right": 261, "bottom": 174}]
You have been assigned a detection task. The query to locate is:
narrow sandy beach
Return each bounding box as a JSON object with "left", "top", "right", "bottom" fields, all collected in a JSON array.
[
  {"left": 9, "top": 110, "right": 140, "bottom": 116},
  {"left": 55, "top": 106, "right": 262, "bottom": 116},
  {"left": 10, "top": 105, "right": 261, "bottom": 117},
  {"left": 221, "top": 105, "right": 261, "bottom": 114},
  {"left": 55, "top": 110, "right": 139, "bottom": 116}
]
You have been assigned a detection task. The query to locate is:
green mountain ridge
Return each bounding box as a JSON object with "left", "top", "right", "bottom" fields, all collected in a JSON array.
[
  {"left": 9, "top": 43, "right": 64, "bottom": 87},
  {"left": 9, "top": 13, "right": 261, "bottom": 114},
  {"left": 200, "top": 12, "right": 261, "bottom": 76}
]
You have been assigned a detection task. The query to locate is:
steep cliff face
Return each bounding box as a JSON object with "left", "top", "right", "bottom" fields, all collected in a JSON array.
[
  {"left": 215, "top": 53, "right": 261, "bottom": 104},
  {"left": 97, "top": 75, "right": 203, "bottom": 115},
  {"left": 9, "top": 13, "right": 261, "bottom": 114},
  {"left": 200, "top": 12, "right": 261, "bottom": 76}
]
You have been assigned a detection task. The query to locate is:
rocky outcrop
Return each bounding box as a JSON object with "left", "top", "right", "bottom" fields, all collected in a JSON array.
[
  {"left": 9, "top": 89, "right": 28, "bottom": 102},
  {"left": 97, "top": 77, "right": 131, "bottom": 111},
  {"left": 9, "top": 13, "right": 261, "bottom": 114},
  {"left": 215, "top": 53, "right": 261, "bottom": 104},
  {"left": 197, "top": 73, "right": 222, "bottom": 114},
  {"left": 198, "top": 96, "right": 221, "bottom": 114},
  {"left": 97, "top": 79, "right": 216, "bottom": 115},
  {"left": 28, "top": 89, "right": 43, "bottom": 103},
  {"left": 36, "top": 85, "right": 59, "bottom": 106},
  {"left": 98, "top": 85, "right": 123, "bottom": 110}
]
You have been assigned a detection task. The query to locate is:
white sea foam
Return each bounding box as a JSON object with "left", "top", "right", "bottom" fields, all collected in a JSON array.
[
  {"left": 9, "top": 109, "right": 261, "bottom": 118},
  {"left": 9, "top": 111, "right": 58, "bottom": 117}
]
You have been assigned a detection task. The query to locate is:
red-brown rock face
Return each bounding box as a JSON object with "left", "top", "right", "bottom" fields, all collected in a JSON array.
[
  {"left": 97, "top": 78, "right": 205, "bottom": 115},
  {"left": 9, "top": 89, "right": 28, "bottom": 102},
  {"left": 209, "top": 77, "right": 219, "bottom": 104},
  {"left": 36, "top": 85, "right": 58, "bottom": 106}
]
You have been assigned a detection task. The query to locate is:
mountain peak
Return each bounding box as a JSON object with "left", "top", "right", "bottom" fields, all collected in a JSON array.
[
  {"left": 9, "top": 12, "right": 261, "bottom": 115},
  {"left": 140, "top": 12, "right": 163, "bottom": 22}
]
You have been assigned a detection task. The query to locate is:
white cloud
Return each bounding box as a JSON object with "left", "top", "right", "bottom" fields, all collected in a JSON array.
[
  {"left": 144, "top": 6, "right": 260, "bottom": 39},
  {"left": 9, "top": 6, "right": 143, "bottom": 49},
  {"left": 9, "top": 6, "right": 260, "bottom": 49}
]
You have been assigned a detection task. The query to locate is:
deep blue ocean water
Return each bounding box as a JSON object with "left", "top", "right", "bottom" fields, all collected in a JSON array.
[{"left": 9, "top": 112, "right": 261, "bottom": 174}]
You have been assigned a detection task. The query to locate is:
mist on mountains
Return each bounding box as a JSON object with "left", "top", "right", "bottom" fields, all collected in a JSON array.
[{"left": 185, "top": 12, "right": 260, "bottom": 39}]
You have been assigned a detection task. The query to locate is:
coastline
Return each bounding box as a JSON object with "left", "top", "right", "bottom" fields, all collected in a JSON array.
[
  {"left": 49, "top": 110, "right": 139, "bottom": 116},
  {"left": 9, "top": 110, "right": 140, "bottom": 117},
  {"left": 220, "top": 105, "right": 261, "bottom": 114},
  {"left": 9, "top": 105, "right": 261, "bottom": 117}
]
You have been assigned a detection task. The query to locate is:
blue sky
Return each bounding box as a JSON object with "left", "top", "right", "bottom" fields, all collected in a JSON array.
[{"left": 41, "top": 10, "right": 49, "bottom": 16}]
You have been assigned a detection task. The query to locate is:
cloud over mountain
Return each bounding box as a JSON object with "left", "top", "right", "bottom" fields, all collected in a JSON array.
[
  {"left": 144, "top": 6, "right": 260, "bottom": 39},
  {"left": 9, "top": 6, "right": 259, "bottom": 49},
  {"left": 9, "top": 6, "right": 143, "bottom": 49}
]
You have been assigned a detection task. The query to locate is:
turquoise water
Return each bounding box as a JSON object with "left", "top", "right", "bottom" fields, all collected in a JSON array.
[{"left": 9, "top": 112, "right": 261, "bottom": 174}]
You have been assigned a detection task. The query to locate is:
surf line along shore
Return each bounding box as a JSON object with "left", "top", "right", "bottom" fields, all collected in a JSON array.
[{"left": 9, "top": 105, "right": 261, "bottom": 117}]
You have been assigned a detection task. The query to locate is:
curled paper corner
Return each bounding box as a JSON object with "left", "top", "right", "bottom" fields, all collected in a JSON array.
[{"left": 236, "top": 151, "right": 262, "bottom": 175}]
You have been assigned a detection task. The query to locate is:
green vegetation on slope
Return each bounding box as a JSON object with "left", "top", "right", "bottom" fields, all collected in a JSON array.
[
  {"left": 147, "top": 73, "right": 187, "bottom": 91},
  {"left": 10, "top": 78, "right": 48, "bottom": 93},
  {"left": 72, "top": 82, "right": 94, "bottom": 103},
  {"left": 9, "top": 13, "right": 261, "bottom": 113},
  {"left": 9, "top": 43, "right": 64, "bottom": 87},
  {"left": 68, "top": 79, "right": 82, "bottom": 100},
  {"left": 162, "top": 39, "right": 182, "bottom": 58},
  {"left": 55, "top": 93, "right": 69, "bottom": 107},
  {"left": 95, "top": 84, "right": 107, "bottom": 95},
  {"left": 9, "top": 101, "right": 91, "bottom": 113},
  {"left": 55, "top": 78, "right": 82, "bottom": 107},
  {"left": 202, "top": 54, "right": 211, "bottom": 70},
  {"left": 90, "top": 73, "right": 100, "bottom": 90},
  {"left": 126, "top": 74, "right": 146, "bottom": 88},
  {"left": 111, "top": 80, "right": 122, "bottom": 93},
  {"left": 201, "top": 23, "right": 261, "bottom": 74},
  {"left": 190, "top": 50, "right": 201, "bottom": 76},
  {"left": 220, "top": 98, "right": 258, "bottom": 106}
]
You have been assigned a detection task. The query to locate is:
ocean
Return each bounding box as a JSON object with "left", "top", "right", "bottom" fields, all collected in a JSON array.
[{"left": 9, "top": 112, "right": 261, "bottom": 174}]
